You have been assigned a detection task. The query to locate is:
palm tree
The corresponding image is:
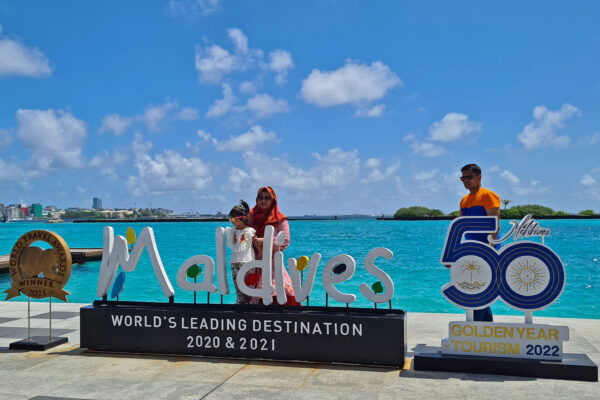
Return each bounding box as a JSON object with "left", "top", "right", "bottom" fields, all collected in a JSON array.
[{"left": 502, "top": 199, "right": 511, "bottom": 210}]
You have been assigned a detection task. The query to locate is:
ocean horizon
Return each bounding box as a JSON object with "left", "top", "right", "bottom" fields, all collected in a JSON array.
[{"left": 1, "top": 219, "right": 598, "bottom": 319}]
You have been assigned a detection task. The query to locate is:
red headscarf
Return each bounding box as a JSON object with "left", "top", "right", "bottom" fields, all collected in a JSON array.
[{"left": 249, "top": 186, "right": 287, "bottom": 238}]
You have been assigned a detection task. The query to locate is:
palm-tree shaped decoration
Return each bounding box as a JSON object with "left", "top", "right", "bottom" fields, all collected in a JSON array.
[{"left": 502, "top": 199, "right": 511, "bottom": 210}]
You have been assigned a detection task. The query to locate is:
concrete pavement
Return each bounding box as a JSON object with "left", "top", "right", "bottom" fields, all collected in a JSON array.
[{"left": 0, "top": 300, "right": 598, "bottom": 399}]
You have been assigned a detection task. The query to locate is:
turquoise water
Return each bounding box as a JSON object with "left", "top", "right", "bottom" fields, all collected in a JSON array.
[{"left": 1, "top": 220, "right": 599, "bottom": 319}]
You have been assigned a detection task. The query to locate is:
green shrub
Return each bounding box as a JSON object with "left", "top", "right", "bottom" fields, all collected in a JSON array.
[
  {"left": 500, "top": 204, "right": 556, "bottom": 219},
  {"left": 394, "top": 206, "right": 445, "bottom": 218},
  {"left": 579, "top": 209, "right": 595, "bottom": 216}
]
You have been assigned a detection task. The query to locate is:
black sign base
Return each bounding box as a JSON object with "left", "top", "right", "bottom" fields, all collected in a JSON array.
[
  {"left": 81, "top": 301, "right": 406, "bottom": 367},
  {"left": 9, "top": 336, "right": 68, "bottom": 351},
  {"left": 414, "top": 349, "right": 598, "bottom": 382}
]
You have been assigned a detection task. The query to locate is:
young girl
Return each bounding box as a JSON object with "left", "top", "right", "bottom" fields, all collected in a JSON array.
[{"left": 225, "top": 200, "right": 256, "bottom": 304}]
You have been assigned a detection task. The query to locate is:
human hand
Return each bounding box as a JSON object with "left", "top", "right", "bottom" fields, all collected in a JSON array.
[
  {"left": 444, "top": 264, "right": 451, "bottom": 269},
  {"left": 253, "top": 236, "right": 263, "bottom": 249}
]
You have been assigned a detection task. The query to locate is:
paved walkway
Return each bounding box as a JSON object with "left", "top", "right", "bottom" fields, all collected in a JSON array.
[{"left": 0, "top": 301, "right": 598, "bottom": 399}]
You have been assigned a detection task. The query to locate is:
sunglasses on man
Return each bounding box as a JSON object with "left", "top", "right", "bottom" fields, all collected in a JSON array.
[{"left": 459, "top": 174, "right": 479, "bottom": 182}]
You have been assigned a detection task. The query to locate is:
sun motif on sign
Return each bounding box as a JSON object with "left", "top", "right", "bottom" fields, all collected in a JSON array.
[{"left": 510, "top": 260, "right": 545, "bottom": 293}]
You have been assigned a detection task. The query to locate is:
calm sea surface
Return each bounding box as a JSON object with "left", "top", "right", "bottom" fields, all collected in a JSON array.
[{"left": 1, "top": 220, "right": 598, "bottom": 319}]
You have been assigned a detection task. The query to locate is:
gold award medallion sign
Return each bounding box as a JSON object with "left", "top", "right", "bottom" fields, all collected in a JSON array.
[{"left": 4, "top": 230, "right": 72, "bottom": 301}]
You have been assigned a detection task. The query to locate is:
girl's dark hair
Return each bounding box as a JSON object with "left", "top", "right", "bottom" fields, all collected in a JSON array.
[{"left": 229, "top": 199, "right": 250, "bottom": 220}]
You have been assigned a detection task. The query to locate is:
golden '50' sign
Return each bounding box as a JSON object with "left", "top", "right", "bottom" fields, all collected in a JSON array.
[{"left": 4, "top": 230, "right": 72, "bottom": 301}]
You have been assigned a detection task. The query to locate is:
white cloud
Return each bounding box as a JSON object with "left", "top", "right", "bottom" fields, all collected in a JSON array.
[
  {"left": 0, "top": 158, "right": 31, "bottom": 181},
  {"left": 206, "top": 83, "right": 237, "bottom": 117},
  {"left": 195, "top": 44, "right": 237, "bottom": 83},
  {"left": 500, "top": 170, "right": 549, "bottom": 196},
  {"left": 98, "top": 113, "right": 132, "bottom": 135},
  {"left": 127, "top": 150, "right": 212, "bottom": 195},
  {"left": 411, "top": 141, "right": 445, "bottom": 157},
  {"left": 206, "top": 87, "right": 288, "bottom": 120},
  {"left": 194, "top": 28, "right": 261, "bottom": 84},
  {"left": 0, "top": 129, "right": 12, "bottom": 148},
  {"left": 16, "top": 109, "right": 87, "bottom": 169},
  {"left": 429, "top": 113, "right": 482, "bottom": 142},
  {"left": 581, "top": 132, "right": 600, "bottom": 145},
  {"left": 413, "top": 168, "right": 439, "bottom": 181},
  {"left": 410, "top": 168, "right": 442, "bottom": 193},
  {"left": 300, "top": 61, "right": 401, "bottom": 107},
  {"left": 365, "top": 158, "right": 381, "bottom": 169},
  {"left": 363, "top": 161, "right": 400, "bottom": 183},
  {"left": 186, "top": 130, "right": 217, "bottom": 153},
  {"left": 500, "top": 170, "right": 520, "bottom": 185},
  {"left": 353, "top": 104, "right": 386, "bottom": 118},
  {"left": 0, "top": 31, "right": 52, "bottom": 77},
  {"left": 215, "top": 125, "right": 278, "bottom": 152},
  {"left": 139, "top": 101, "right": 177, "bottom": 132},
  {"left": 228, "top": 28, "right": 249, "bottom": 53},
  {"left": 267, "top": 49, "right": 294, "bottom": 83},
  {"left": 582, "top": 174, "right": 596, "bottom": 187},
  {"left": 131, "top": 132, "right": 153, "bottom": 156},
  {"left": 581, "top": 173, "right": 600, "bottom": 201},
  {"left": 167, "top": 0, "right": 222, "bottom": 18},
  {"left": 176, "top": 107, "right": 200, "bottom": 120},
  {"left": 517, "top": 104, "right": 580, "bottom": 150},
  {"left": 228, "top": 167, "right": 250, "bottom": 188},
  {"left": 228, "top": 148, "right": 360, "bottom": 195},
  {"left": 402, "top": 133, "right": 416, "bottom": 142},
  {"left": 512, "top": 180, "right": 549, "bottom": 196},
  {"left": 243, "top": 93, "right": 290, "bottom": 119},
  {"left": 89, "top": 148, "right": 129, "bottom": 180},
  {"left": 488, "top": 165, "right": 500, "bottom": 172},
  {"left": 239, "top": 81, "right": 257, "bottom": 94},
  {"left": 197, "top": 129, "right": 215, "bottom": 143}
]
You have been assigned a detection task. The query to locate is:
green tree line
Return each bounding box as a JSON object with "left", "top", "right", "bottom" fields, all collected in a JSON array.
[{"left": 393, "top": 205, "right": 597, "bottom": 219}]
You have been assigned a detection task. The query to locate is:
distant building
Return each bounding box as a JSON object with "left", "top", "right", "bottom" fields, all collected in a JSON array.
[
  {"left": 31, "top": 203, "right": 43, "bottom": 218},
  {"left": 6, "top": 205, "right": 22, "bottom": 220},
  {"left": 93, "top": 197, "right": 102, "bottom": 210},
  {"left": 65, "top": 207, "right": 86, "bottom": 212}
]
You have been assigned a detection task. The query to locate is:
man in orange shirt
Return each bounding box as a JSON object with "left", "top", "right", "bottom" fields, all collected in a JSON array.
[{"left": 455, "top": 163, "right": 501, "bottom": 322}]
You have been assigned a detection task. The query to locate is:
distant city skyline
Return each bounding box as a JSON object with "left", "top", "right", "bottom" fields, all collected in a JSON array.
[{"left": 1, "top": 1, "right": 600, "bottom": 214}]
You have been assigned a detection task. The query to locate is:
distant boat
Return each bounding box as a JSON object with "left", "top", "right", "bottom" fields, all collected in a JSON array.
[{"left": 47, "top": 219, "right": 64, "bottom": 224}]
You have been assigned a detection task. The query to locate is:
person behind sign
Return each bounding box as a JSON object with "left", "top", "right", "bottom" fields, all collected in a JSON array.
[
  {"left": 249, "top": 186, "right": 297, "bottom": 306},
  {"left": 226, "top": 200, "right": 256, "bottom": 304},
  {"left": 451, "top": 163, "right": 501, "bottom": 322}
]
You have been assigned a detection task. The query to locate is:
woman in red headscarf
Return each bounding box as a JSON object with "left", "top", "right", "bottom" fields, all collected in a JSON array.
[{"left": 249, "top": 186, "right": 297, "bottom": 306}]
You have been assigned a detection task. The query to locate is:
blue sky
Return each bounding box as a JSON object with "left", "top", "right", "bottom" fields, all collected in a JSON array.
[{"left": 1, "top": 0, "right": 600, "bottom": 215}]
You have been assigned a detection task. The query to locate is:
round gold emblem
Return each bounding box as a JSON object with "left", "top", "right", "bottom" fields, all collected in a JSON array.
[{"left": 4, "top": 230, "right": 72, "bottom": 301}]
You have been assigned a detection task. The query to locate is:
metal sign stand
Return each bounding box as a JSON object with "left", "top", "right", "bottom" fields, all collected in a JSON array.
[
  {"left": 9, "top": 296, "right": 68, "bottom": 351},
  {"left": 27, "top": 297, "right": 31, "bottom": 340}
]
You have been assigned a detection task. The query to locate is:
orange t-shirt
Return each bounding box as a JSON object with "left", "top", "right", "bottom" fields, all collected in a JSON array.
[{"left": 460, "top": 187, "right": 500, "bottom": 216}]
